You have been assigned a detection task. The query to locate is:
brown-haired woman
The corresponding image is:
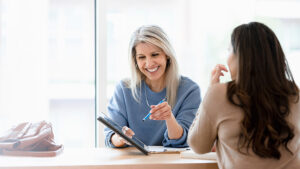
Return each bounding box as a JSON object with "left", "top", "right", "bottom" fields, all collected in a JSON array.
[{"left": 188, "top": 22, "right": 300, "bottom": 169}]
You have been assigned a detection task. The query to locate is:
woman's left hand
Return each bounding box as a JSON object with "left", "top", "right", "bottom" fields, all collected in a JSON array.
[{"left": 149, "top": 102, "right": 173, "bottom": 121}]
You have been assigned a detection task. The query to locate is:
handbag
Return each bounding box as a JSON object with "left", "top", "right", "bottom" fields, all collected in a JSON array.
[{"left": 0, "top": 121, "right": 63, "bottom": 157}]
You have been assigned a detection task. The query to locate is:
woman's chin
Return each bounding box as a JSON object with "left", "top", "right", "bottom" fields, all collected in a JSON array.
[{"left": 146, "top": 75, "right": 164, "bottom": 82}]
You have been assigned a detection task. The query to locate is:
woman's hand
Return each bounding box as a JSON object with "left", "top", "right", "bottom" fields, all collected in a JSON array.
[
  {"left": 149, "top": 102, "right": 173, "bottom": 121},
  {"left": 111, "top": 126, "right": 135, "bottom": 147},
  {"left": 149, "top": 102, "right": 183, "bottom": 139},
  {"left": 210, "top": 64, "right": 228, "bottom": 85}
]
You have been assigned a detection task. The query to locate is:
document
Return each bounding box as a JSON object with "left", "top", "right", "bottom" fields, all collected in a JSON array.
[
  {"left": 147, "top": 146, "right": 190, "bottom": 153},
  {"left": 180, "top": 150, "right": 217, "bottom": 160}
]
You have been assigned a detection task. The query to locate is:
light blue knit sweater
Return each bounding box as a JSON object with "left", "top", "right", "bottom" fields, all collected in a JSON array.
[{"left": 104, "top": 76, "right": 201, "bottom": 148}]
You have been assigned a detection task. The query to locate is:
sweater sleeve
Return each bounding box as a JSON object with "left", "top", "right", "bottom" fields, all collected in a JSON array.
[
  {"left": 104, "top": 81, "right": 128, "bottom": 148},
  {"left": 162, "top": 83, "right": 201, "bottom": 148},
  {"left": 187, "top": 86, "right": 218, "bottom": 154}
]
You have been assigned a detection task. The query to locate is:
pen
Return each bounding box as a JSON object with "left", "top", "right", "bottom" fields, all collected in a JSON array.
[{"left": 142, "top": 97, "right": 167, "bottom": 121}]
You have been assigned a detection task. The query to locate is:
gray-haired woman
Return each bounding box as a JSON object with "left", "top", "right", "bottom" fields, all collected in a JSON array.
[{"left": 104, "top": 25, "right": 201, "bottom": 148}]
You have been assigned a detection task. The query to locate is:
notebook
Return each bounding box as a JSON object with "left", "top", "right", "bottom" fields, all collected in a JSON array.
[
  {"left": 97, "top": 112, "right": 190, "bottom": 155},
  {"left": 180, "top": 150, "right": 217, "bottom": 160}
]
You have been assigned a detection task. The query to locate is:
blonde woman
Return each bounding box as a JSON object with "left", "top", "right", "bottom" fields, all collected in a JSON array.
[{"left": 104, "top": 25, "right": 201, "bottom": 148}]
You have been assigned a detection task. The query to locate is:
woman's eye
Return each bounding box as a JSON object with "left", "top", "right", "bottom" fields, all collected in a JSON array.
[
  {"left": 152, "top": 53, "right": 159, "bottom": 57},
  {"left": 138, "top": 55, "right": 145, "bottom": 59}
]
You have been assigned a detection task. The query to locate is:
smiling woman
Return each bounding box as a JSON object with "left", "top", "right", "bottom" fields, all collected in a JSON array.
[
  {"left": 104, "top": 25, "right": 201, "bottom": 148},
  {"left": 135, "top": 42, "right": 168, "bottom": 92}
]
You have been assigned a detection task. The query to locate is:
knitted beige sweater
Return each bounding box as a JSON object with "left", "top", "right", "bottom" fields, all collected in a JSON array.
[{"left": 188, "top": 83, "right": 300, "bottom": 169}]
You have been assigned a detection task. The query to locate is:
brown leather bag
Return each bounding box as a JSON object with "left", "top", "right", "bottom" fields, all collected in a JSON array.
[{"left": 0, "top": 121, "right": 63, "bottom": 157}]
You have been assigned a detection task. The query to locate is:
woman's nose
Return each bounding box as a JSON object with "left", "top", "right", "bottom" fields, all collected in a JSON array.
[{"left": 145, "top": 57, "right": 154, "bottom": 67}]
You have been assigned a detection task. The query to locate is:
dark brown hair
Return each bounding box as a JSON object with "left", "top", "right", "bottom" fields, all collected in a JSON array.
[{"left": 227, "top": 22, "right": 299, "bottom": 159}]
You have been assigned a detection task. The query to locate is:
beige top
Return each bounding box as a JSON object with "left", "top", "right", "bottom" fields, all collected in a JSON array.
[{"left": 188, "top": 83, "right": 300, "bottom": 169}]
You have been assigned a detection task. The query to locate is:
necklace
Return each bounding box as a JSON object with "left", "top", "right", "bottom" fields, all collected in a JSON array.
[
  {"left": 144, "top": 83, "right": 166, "bottom": 108},
  {"left": 144, "top": 86, "right": 151, "bottom": 108}
]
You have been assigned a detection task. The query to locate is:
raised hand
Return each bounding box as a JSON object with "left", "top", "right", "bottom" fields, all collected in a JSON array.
[{"left": 210, "top": 64, "right": 228, "bottom": 85}]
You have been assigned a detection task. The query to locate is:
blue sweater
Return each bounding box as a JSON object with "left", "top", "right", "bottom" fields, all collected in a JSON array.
[{"left": 104, "top": 76, "right": 201, "bottom": 148}]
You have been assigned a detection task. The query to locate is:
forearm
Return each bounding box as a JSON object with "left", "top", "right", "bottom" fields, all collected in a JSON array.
[
  {"left": 165, "top": 114, "right": 184, "bottom": 139},
  {"left": 188, "top": 108, "right": 216, "bottom": 154}
]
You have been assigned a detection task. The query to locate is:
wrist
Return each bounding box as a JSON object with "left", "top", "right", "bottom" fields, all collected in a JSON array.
[
  {"left": 165, "top": 113, "right": 175, "bottom": 123},
  {"left": 165, "top": 114, "right": 184, "bottom": 140}
]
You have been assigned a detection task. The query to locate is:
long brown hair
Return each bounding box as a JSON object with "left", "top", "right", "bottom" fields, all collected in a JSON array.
[{"left": 227, "top": 22, "right": 299, "bottom": 159}]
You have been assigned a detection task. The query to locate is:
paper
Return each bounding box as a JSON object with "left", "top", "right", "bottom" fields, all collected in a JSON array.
[
  {"left": 180, "top": 150, "right": 217, "bottom": 160},
  {"left": 147, "top": 146, "right": 190, "bottom": 153}
]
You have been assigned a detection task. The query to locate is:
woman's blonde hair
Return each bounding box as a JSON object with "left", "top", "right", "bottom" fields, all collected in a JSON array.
[{"left": 127, "top": 25, "right": 180, "bottom": 108}]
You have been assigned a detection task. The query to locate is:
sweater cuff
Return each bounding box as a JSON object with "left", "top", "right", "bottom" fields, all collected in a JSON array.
[
  {"left": 162, "top": 128, "right": 188, "bottom": 148},
  {"left": 105, "top": 131, "right": 117, "bottom": 148}
]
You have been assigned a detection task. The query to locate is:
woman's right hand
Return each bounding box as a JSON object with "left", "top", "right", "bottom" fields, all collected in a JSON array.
[
  {"left": 111, "top": 126, "right": 135, "bottom": 147},
  {"left": 210, "top": 64, "right": 228, "bottom": 85}
]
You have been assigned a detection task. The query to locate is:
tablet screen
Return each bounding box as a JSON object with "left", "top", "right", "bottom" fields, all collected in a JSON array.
[{"left": 97, "top": 112, "right": 149, "bottom": 155}]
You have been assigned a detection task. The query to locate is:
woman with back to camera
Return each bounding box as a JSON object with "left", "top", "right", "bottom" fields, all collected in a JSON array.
[
  {"left": 104, "top": 25, "right": 201, "bottom": 148},
  {"left": 188, "top": 22, "right": 300, "bottom": 169}
]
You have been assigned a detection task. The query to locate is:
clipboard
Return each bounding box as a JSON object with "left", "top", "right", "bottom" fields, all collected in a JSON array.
[
  {"left": 97, "top": 112, "right": 149, "bottom": 155},
  {"left": 98, "top": 112, "right": 190, "bottom": 155}
]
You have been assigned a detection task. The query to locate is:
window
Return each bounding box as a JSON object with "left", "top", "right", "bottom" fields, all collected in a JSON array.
[
  {"left": 104, "top": 0, "right": 300, "bottom": 99},
  {"left": 0, "top": 0, "right": 95, "bottom": 148},
  {"left": 1, "top": 0, "right": 299, "bottom": 148},
  {"left": 100, "top": 1, "right": 300, "bottom": 147}
]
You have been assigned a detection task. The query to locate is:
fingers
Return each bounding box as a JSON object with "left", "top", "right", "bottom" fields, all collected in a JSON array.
[
  {"left": 116, "top": 126, "right": 134, "bottom": 145},
  {"left": 149, "top": 102, "right": 172, "bottom": 120},
  {"left": 120, "top": 138, "right": 131, "bottom": 145},
  {"left": 211, "top": 64, "right": 228, "bottom": 85},
  {"left": 212, "top": 64, "right": 228, "bottom": 75},
  {"left": 122, "top": 126, "right": 135, "bottom": 138},
  {"left": 218, "top": 64, "right": 228, "bottom": 72},
  {"left": 116, "top": 134, "right": 131, "bottom": 145},
  {"left": 150, "top": 102, "right": 168, "bottom": 112}
]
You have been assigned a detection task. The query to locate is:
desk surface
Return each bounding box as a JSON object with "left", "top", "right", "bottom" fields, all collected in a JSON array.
[{"left": 0, "top": 148, "right": 218, "bottom": 169}]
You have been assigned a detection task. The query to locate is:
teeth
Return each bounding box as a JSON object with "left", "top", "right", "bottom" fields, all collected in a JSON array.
[{"left": 147, "top": 67, "right": 158, "bottom": 72}]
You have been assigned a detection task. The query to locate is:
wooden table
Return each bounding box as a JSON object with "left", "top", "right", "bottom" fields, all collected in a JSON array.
[{"left": 0, "top": 147, "right": 218, "bottom": 169}]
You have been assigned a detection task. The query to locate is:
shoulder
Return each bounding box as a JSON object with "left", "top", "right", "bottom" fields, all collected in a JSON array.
[
  {"left": 115, "top": 78, "right": 130, "bottom": 89},
  {"left": 179, "top": 76, "right": 200, "bottom": 91},
  {"left": 113, "top": 78, "right": 132, "bottom": 94},
  {"left": 202, "top": 83, "right": 228, "bottom": 108},
  {"left": 206, "top": 83, "right": 227, "bottom": 96},
  {"left": 176, "top": 76, "right": 201, "bottom": 104}
]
